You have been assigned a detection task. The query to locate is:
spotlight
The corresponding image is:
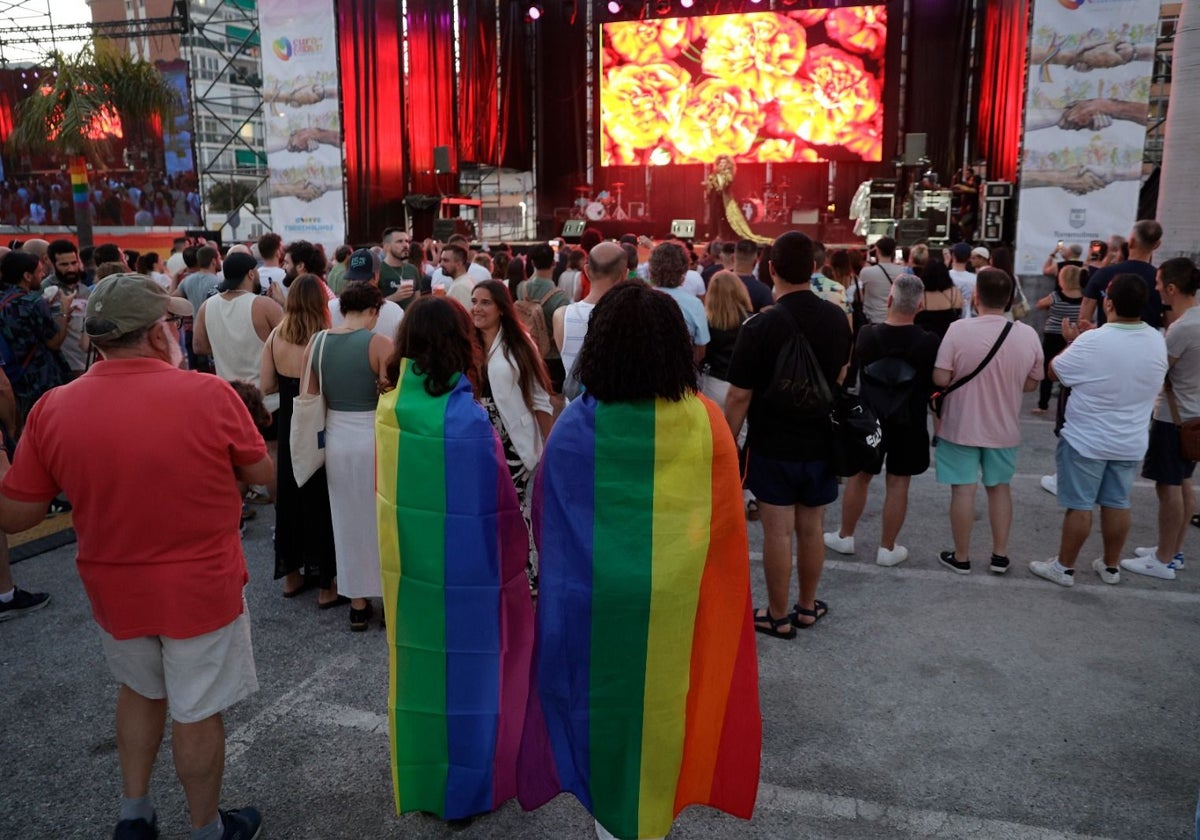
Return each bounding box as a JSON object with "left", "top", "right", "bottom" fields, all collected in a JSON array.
[
  {"left": 680, "top": 0, "right": 694, "bottom": 7},
  {"left": 525, "top": 1, "right": 543, "bottom": 20},
  {"left": 607, "top": 0, "right": 622, "bottom": 14}
]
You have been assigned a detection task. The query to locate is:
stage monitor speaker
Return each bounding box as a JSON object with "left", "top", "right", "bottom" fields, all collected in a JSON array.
[
  {"left": 433, "top": 145, "right": 451, "bottom": 174},
  {"left": 670, "top": 219, "right": 696, "bottom": 239},
  {"left": 867, "top": 219, "right": 894, "bottom": 238},
  {"left": 791, "top": 207, "right": 819, "bottom": 225},
  {"left": 903, "top": 133, "right": 927, "bottom": 166},
  {"left": 561, "top": 219, "right": 586, "bottom": 240},
  {"left": 895, "top": 218, "right": 929, "bottom": 247}
]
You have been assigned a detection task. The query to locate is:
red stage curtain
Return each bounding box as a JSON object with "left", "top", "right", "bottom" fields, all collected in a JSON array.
[
  {"left": 975, "top": 0, "right": 1029, "bottom": 182},
  {"left": 407, "top": 0, "right": 458, "bottom": 194},
  {"left": 458, "top": 0, "right": 499, "bottom": 165},
  {"left": 498, "top": 0, "right": 531, "bottom": 170},
  {"left": 337, "top": 0, "right": 405, "bottom": 243}
]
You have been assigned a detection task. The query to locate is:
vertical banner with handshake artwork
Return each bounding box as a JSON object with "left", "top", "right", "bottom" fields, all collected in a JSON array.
[
  {"left": 1015, "top": 0, "right": 1159, "bottom": 275},
  {"left": 258, "top": 0, "right": 345, "bottom": 252}
]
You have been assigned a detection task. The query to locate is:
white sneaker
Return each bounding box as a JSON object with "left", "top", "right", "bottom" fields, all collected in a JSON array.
[
  {"left": 1030, "top": 557, "right": 1074, "bottom": 587},
  {"left": 1119, "top": 555, "right": 1177, "bottom": 580},
  {"left": 1138, "top": 546, "right": 1187, "bottom": 570},
  {"left": 1091, "top": 557, "right": 1120, "bottom": 585},
  {"left": 876, "top": 545, "right": 908, "bottom": 567},
  {"left": 824, "top": 531, "right": 855, "bottom": 555},
  {"left": 1040, "top": 474, "right": 1058, "bottom": 496}
]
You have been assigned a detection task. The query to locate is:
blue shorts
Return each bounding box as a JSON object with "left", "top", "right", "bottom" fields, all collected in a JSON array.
[
  {"left": 746, "top": 452, "right": 838, "bottom": 508},
  {"left": 1141, "top": 419, "right": 1196, "bottom": 486},
  {"left": 934, "top": 440, "right": 1017, "bottom": 487},
  {"left": 1056, "top": 438, "right": 1139, "bottom": 510}
]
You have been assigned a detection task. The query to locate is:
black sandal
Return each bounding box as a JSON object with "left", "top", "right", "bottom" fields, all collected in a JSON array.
[
  {"left": 754, "top": 608, "right": 796, "bottom": 640},
  {"left": 792, "top": 600, "right": 828, "bottom": 629}
]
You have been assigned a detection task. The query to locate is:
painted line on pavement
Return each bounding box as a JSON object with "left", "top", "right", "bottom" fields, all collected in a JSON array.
[
  {"left": 225, "top": 652, "right": 360, "bottom": 764},
  {"left": 755, "top": 783, "right": 1116, "bottom": 840},
  {"left": 749, "top": 552, "right": 1200, "bottom": 605},
  {"left": 239, "top": 698, "right": 1119, "bottom": 840}
]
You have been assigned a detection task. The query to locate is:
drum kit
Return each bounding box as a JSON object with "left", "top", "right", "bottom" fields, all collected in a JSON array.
[
  {"left": 745, "top": 178, "right": 794, "bottom": 224},
  {"left": 573, "top": 182, "right": 629, "bottom": 221}
]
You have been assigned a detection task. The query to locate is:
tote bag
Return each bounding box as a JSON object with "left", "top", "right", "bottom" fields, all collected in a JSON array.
[{"left": 290, "top": 330, "right": 328, "bottom": 487}]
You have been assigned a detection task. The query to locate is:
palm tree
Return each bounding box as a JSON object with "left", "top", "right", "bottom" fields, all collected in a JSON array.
[
  {"left": 1157, "top": 1, "right": 1199, "bottom": 262},
  {"left": 6, "top": 39, "right": 181, "bottom": 249}
]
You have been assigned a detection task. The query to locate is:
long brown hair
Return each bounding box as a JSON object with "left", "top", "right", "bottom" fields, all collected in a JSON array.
[
  {"left": 277, "top": 274, "right": 330, "bottom": 345},
  {"left": 384, "top": 296, "right": 480, "bottom": 396},
  {"left": 705, "top": 270, "right": 751, "bottom": 331},
  {"left": 473, "top": 279, "right": 552, "bottom": 411}
]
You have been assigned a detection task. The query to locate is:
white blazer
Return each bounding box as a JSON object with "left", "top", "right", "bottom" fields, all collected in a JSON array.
[{"left": 486, "top": 331, "right": 552, "bottom": 472}]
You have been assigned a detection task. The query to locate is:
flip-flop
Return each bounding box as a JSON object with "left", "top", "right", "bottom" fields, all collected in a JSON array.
[
  {"left": 753, "top": 608, "right": 796, "bottom": 640},
  {"left": 791, "top": 599, "right": 828, "bottom": 629},
  {"left": 318, "top": 595, "right": 351, "bottom": 610}
]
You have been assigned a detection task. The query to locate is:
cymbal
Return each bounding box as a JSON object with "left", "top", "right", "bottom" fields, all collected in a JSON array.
[
  {"left": 610, "top": 181, "right": 625, "bottom": 188},
  {"left": 574, "top": 185, "right": 592, "bottom": 193}
]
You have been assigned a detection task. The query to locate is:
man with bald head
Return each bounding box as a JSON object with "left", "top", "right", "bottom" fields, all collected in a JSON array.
[{"left": 554, "top": 241, "right": 625, "bottom": 383}]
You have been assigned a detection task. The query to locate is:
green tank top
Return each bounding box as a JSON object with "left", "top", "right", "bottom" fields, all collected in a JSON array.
[{"left": 314, "top": 330, "right": 379, "bottom": 411}]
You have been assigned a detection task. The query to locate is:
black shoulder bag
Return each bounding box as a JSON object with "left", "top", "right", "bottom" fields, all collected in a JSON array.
[{"left": 928, "top": 322, "right": 1013, "bottom": 418}]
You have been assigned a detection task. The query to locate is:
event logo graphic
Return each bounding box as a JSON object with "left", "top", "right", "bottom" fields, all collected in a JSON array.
[
  {"left": 272, "top": 35, "right": 324, "bottom": 61},
  {"left": 1069, "top": 209, "right": 1087, "bottom": 229},
  {"left": 1057, "top": 0, "right": 1086, "bottom": 8}
]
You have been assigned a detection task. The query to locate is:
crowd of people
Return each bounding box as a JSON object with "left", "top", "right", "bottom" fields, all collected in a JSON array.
[
  {"left": 0, "top": 171, "right": 202, "bottom": 227},
  {"left": 0, "top": 218, "right": 1194, "bottom": 839}
]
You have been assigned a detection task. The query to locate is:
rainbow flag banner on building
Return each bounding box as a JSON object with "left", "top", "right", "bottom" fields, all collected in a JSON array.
[
  {"left": 518, "top": 393, "right": 762, "bottom": 839},
  {"left": 376, "top": 360, "right": 534, "bottom": 820}
]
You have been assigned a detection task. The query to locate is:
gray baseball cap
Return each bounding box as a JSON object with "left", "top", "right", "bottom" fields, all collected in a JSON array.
[{"left": 84, "top": 273, "right": 192, "bottom": 341}]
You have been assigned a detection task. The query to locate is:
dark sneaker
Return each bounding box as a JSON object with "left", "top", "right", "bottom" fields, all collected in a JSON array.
[
  {"left": 113, "top": 815, "right": 158, "bottom": 840},
  {"left": 219, "top": 807, "right": 262, "bottom": 840},
  {"left": 939, "top": 550, "right": 970, "bottom": 575},
  {"left": 0, "top": 587, "right": 50, "bottom": 621},
  {"left": 47, "top": 498, "right": 72, "bottom": 516},
  {"left": 989, "top": 554, "right": 1010, "bottom": 575}
]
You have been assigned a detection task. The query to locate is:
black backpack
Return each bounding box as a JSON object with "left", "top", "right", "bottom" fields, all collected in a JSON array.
[
  {"left": 859, "top": 348, "right": 918, "bottom": 424},
  {"left": 762, "top": 304, "right": 835, "bottom": 420}
]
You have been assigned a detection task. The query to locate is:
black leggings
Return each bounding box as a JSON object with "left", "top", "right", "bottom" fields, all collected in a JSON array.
[{"left": 1039, "top": 332, "right": 1067, "bottom": 409}]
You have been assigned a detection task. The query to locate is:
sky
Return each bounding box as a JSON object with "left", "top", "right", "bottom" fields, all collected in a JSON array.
[{"left": 0, "top": 0, "right": 95, "bottom": 62}]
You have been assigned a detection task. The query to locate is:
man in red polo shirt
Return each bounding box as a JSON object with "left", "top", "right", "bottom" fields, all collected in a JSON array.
[{"left": 0, "top": 273, "right": 272, "bottom": 840}]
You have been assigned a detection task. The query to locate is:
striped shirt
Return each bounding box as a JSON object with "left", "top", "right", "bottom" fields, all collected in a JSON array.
[{"left": 1045, "top": 291, "right": 1082, "bottom": 335}]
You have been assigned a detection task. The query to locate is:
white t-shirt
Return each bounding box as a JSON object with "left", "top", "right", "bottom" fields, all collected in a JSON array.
[
  {"left": 949, "top": 268, "right": 976, "bottom": 318},
  {"left": 329, "top": 298, "right": 403, "bottom": 340},
  {"left": 431, "top": 261, "right": 491, "bottom": 291},
  {"left": 258, "top": 265, "right": 287, "bottom": 298},
  {"left": 681, "top": 270, "right": 706, "bottom": 298},
  {"left": 1053, "top": 322, "right": 1167, "bottom": 460}
]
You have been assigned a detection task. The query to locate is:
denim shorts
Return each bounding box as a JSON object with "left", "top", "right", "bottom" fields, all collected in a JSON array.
[
  {"left": 746, "top": 452, "right": 838, "bottom": 507},
  {"left": 934, "top": 440, "right": 1017, "bottom": 487},
  {"left": 1055, "top": 438, "right": 1139, "bottom": 510}
]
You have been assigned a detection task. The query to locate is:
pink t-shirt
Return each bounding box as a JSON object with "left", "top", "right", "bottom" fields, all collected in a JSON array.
[
  {"left": 2, "top": 358, "right": 267, "bottom": 640},
  {"left": 934, "top": 315, "right": 1044, "bottom": 448}
]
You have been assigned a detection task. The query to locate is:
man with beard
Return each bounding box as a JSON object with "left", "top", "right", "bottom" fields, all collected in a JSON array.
[
  {"left": 0, "top": 272, "right": 270, "bottom": 839},
  {"left": 379, "top": 227, "right": 420, "bottom": 310},
  {"left": 42, "top": 240, "right": 90, "bottom": 380}
]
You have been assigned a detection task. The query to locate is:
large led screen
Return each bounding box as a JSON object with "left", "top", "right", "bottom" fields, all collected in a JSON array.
[{"left": 600, "top": 7, "right": 886, "bottom": 166}]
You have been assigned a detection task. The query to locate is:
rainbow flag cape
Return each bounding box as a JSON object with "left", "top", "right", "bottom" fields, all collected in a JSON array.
[
  {"left": 518, "top": 393, "right": 761, "bottom": 839},
  {"left": 376, "top": 360, "right": 534, "bottom": 820}
]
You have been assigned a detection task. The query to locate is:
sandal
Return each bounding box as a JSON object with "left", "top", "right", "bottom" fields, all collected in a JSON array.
[
  {"left": 746, "top": 500, "right": 761, "bottom": 522},
  {"left": 753, "top": 608, "right": 796, "bottom": 640},
  {"left": 318, "top": 594, "right": 351, "bottom": 610},
  {"left": 791, "top": 599, "right": 828, "bottom": 629},
  {"left": 282, "top": 577, "right": 316, "bottom": 598}
]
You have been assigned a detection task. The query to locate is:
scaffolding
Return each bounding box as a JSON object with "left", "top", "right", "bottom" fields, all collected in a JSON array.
[{"left": 0, "top": 1, "right": 188, "bottom": 66}]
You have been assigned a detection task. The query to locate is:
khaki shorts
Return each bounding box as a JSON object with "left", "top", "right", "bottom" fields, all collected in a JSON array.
[{"left": 98, "top": 606, "right": 258, "bottom": 724}]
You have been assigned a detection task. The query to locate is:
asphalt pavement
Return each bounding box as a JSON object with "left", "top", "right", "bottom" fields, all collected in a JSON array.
[{"left": 3, "top": 390, "right": 1198, "bottom": 839}]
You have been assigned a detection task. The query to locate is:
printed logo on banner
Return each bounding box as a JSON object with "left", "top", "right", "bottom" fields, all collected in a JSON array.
[
  {"left": 1069, "top": 209, "right": 1087, "bottom": 229},
  {"left": 1057, "top": 0, "right": 1085, "bottom": 8},
  {"left": 273, "top": 38, "right": 293, "bottom": 60},
  {"left": 272, "top": 36, "right": 323, "bottom": 61}
]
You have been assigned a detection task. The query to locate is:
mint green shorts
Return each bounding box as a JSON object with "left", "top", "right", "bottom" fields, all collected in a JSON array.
[{"left": 934, "top": 440, "right": 1017, "bottom": 487}]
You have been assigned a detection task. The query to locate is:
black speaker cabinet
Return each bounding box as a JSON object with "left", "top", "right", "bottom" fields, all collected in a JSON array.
[
  {"left": 894, "top": 218, "right": 929, "bottom": 247},
  {"left": 433, "top": 146, "right": 452, "bottom": 174}
]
